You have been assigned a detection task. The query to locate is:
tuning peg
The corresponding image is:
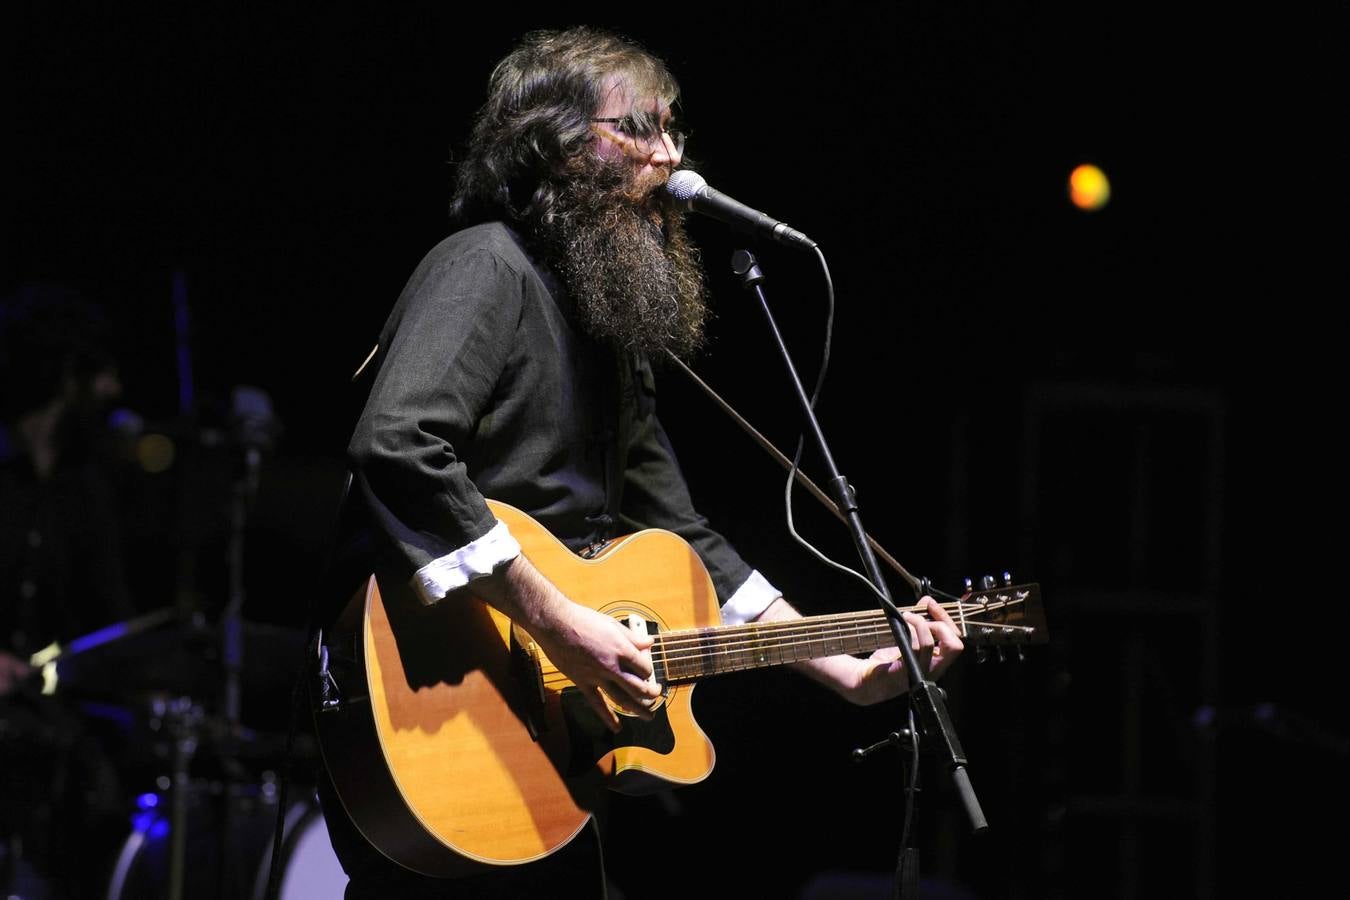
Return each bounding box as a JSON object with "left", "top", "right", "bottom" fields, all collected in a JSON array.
[
  {"left": 997, "top": 646, "right": 1007, "bottom": 663},
  {"left": 963, "top": 577, "right": 974, "bottom": 595},
  {"left": 975, "top": 645, "right": 989, "bottom": 664},
  {"left": 1016, "top": 645, "right": 1026, "bottom": 662},
  {"left": 1002, "top": 571, "right": 1013, "bottom": 586},
  {"left": 980, "top": 574, "right": 996, "bottom": 591}
]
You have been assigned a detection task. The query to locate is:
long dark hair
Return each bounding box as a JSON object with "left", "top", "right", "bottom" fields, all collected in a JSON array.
[{"left": 449, "top": 27, "right": 679, "bottom": 232}]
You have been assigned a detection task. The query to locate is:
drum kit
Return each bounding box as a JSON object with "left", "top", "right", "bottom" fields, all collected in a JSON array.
[{"left": 2, "top": 606, "right": 348, "bottom": 899}]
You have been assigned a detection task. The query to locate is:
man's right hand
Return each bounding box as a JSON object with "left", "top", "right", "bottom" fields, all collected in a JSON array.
[{"left": 465, "top": 555, "right": 660, "bottom": 732}]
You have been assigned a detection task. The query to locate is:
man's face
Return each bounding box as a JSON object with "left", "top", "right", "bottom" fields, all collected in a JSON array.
[
  {"left": 589, "top": 77, "right": 683, "bottom": 195},
  {"left": 537, "top": 75, "right": 706, "bottom": 359}
]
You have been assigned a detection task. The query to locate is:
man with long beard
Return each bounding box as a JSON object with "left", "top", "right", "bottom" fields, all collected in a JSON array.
[{"left": 325, "top": 27, "right": 964, "bottom": 897}]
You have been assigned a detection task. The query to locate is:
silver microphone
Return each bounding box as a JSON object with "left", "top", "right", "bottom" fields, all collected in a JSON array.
[{"left": 665, "top": 170, "right": 817, "bottom": 250}]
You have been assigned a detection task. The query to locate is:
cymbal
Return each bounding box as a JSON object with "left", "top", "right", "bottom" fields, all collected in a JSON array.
[{"left": 46, "top": 610, "right": 307, "bottom": 702}]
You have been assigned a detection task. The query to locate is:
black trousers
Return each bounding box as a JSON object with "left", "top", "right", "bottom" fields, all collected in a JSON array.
[{"left": 316, "top": 767, "right": 607, "bottom": 899}]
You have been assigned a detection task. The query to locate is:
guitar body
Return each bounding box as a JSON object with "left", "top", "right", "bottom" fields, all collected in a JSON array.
[{"left": 316, "top": 500, "right": 722, "bottom": 877}]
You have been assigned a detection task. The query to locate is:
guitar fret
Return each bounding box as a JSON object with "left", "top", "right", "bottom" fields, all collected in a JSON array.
[
  {"left": 726, "top": 625, "right": 745, "bottom": 675},
  {"left": 699, "top": 626, "right": 719, "bottom": 679},
  {"left": 767, "top": 625, "right": 785, "bottom": 668},
  {"left": 729, "top": 622, "right": 749, "bottom": 674}
]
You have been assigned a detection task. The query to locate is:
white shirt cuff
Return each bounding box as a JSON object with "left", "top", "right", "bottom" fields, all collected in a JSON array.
[
  {"left": 412, "top": 519, "right": 521, "bottom": 605},
  {"left": 719, "top": 570, "right": 782, "bottom": 625}
]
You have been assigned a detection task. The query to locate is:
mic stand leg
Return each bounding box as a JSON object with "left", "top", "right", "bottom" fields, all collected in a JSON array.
[
  {"left": 895, "top": 847, "right": 920, "bottom": 900},
  {"left": 730, "top": 250, "right": 987, "bottom": 897},
  {"left": 222, "top": 441, "right": 263, "bottom": 897},
  {"left": 164, "top": 697, "right": 201, "bottom": 900},
  {"left": 854, "top": 725, "right": 923, "bottom": 900},
  {"left": 221, "top": 471, "right": 249, "bottom": 900}
]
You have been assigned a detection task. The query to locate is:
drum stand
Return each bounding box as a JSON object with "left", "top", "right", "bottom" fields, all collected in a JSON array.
[{"left": 154, "top": 695, "right": 203, "bottom": 900}]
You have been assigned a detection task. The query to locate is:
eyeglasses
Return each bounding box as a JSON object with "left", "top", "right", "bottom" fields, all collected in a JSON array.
[{"left": 591, "top": 116, "right": 688, "bottom": 156}]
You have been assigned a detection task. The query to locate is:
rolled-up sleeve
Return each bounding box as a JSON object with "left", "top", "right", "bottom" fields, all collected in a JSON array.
[{"left": 348, "top": 244, "right": 525, "bottom": 598}]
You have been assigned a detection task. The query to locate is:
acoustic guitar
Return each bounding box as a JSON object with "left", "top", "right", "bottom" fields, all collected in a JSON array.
[{"left": 313, "top": 500, "right": 1044, "bottom": 878}]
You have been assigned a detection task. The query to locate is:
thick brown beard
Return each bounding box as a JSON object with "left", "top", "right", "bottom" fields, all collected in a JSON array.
[{"left": 534, "top": 159, "right": 709, "bottom": 361}]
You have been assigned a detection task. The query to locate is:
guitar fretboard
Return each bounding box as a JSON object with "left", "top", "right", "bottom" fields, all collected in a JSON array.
[
  {"left": 650, "top": 592, "right": 1037, "bottom": 684},
  {"left": 652, "top": 610, "right": 895, "bottom": 683}
]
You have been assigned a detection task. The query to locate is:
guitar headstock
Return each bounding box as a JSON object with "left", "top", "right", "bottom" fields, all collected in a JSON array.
[{"left": 945, "top": 577, "right": 1046, "bottom": 661}]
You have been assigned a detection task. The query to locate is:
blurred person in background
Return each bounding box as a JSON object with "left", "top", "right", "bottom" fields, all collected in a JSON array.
[{"left": 1, "top": 282, "right": 136, "bottom": 897}]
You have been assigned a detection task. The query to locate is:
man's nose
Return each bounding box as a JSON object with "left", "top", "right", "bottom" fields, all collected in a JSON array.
[{"left": 647, "top": 131, "right": 681, "bottom": 168}]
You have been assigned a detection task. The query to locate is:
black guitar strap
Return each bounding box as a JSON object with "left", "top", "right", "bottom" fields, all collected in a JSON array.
[{"left": 663, "top": 350, "right": 920, "bottom": 591}]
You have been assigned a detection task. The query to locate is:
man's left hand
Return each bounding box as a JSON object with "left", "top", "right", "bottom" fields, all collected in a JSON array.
[
  {"left": 845, "top": 597, "right": 965, "bottom": 706},
  {"left": 758, "top": 595, "right": 965, "bottom": 707}
]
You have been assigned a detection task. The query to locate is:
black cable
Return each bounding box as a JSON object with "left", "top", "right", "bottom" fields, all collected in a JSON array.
[{"left": 264, "top": 471, "right": 352, "bottom": 900}]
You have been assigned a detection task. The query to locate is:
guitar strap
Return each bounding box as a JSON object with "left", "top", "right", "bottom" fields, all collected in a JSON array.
[
  {"left": 601, "top": 349, "right": 669, "bottom": 547},
  {"left": 663, "top": 350, "right": 921, "bottom": 592},
  {"left": 593, "top": 349, "right": 640, "bottom": 550}
]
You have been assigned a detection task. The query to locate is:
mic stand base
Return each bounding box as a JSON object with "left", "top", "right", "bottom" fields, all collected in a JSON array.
[{"left": 895, "top": 847, "right": 920, "bottom": 900}]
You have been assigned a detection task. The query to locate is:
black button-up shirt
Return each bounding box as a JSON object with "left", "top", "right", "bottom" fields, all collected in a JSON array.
[{"left": 346, "top": 223, "right": 753, "bottom": 608}]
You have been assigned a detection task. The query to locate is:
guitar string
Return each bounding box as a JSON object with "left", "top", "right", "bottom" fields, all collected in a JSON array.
[
  {"left": 645, "top": 597, "right": 1027, "bottom": 654},
  {"left": 537, "top": 628, "right": 917, "bottom": 687},
  {"left": 530, "top": 598, "right": 1034, "bottom": 683},
  {"left": 653, "top": 619, "right": 900, "bottom": 656},
  {"left": 534, "top": 621, "right": 892, "bottom": 677},
  {"left": 513, "top": 592, "right": 1025, "bottom": 657},
  {"left": 656, "top": 625, "right": 936, "bottom": 667},
  {"left": 654, "top": 615, "right": 1035, "bottom": 660},
  {"left": 536, "top": 619, "right": 1034, "bottom": 684},
  {"left": 654, "top": 595, "right": 1025, "bottom": 638},
  {"left": 532, "top": 601, "right": 1031, "bottom": 679},
  {"left": 642, "top": 607, "right": 961, "bottom": 653}
]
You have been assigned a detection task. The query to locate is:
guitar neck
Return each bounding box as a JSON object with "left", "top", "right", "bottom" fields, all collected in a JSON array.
[
  {"left": 650, "top": 587, "right": 1043, "bottom": 684},
  {"left": 652, "top": 609, "right": 900, "bottom": 684}
]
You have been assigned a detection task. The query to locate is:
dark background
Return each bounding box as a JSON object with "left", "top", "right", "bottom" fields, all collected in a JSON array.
[{"left": 3, "top": 3, "right": 1337, "bottom": 898}]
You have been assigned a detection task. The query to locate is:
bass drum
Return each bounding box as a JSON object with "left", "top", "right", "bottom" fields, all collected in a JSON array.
[
  {"left": 106, "top": 786, "right": 347, "bottom": 900},
  {"left": 252, "top": 795, "right": 349, "bottom": 900}
]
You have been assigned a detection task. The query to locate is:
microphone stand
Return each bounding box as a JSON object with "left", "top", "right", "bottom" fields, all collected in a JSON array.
[
  {"left": 219, "top": 386, "right": 276, "bottom": 899},
  {"left": 222, "top": 386, "right": 278, "bottom": 733},
  {"left": 729, "top": 249, "right": 987, "bottom": 900}
]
